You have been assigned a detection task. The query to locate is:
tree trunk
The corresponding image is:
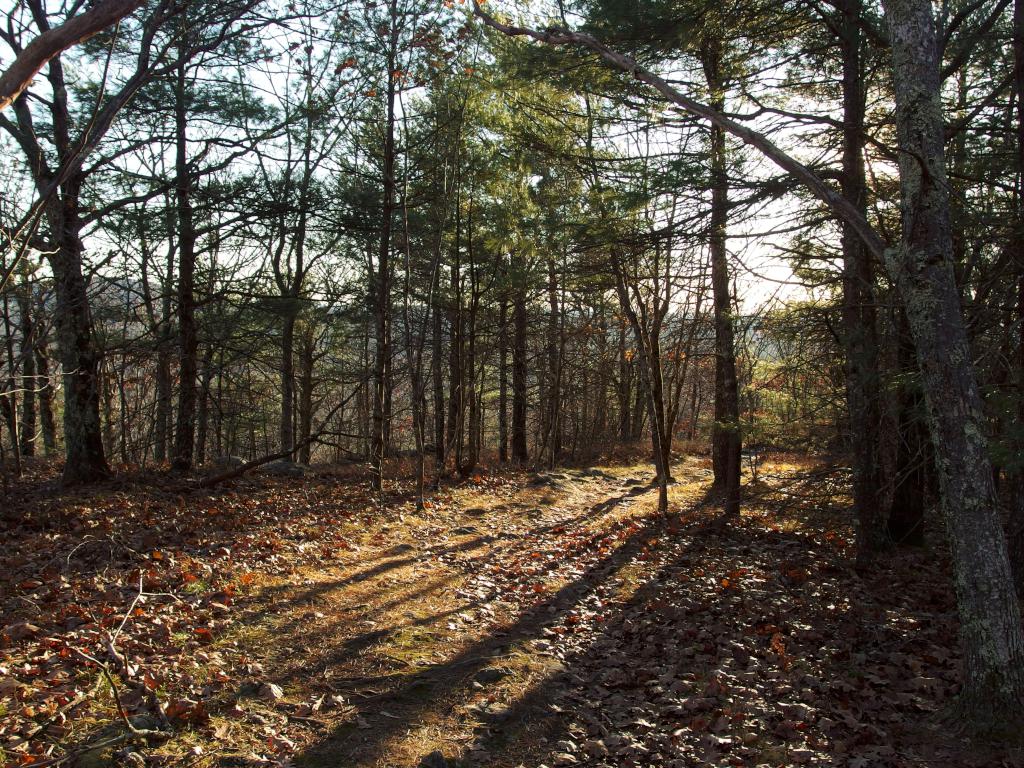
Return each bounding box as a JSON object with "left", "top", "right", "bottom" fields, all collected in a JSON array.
[
  {"left": 498, "top": 295, "right": 509, "bottom": 462},
  {"left": 461, "top": 221, "right": 480, "bottom": 476},
  {"left": 511, "top": 277, "right": 528, "bottom": 462},
  {"left": 297, "top": 323, "right": 315, "bottom": 465},
  {"left": 432, "top": 277, "right": 446, "bottom": 479},
  {"left": 280, "top": 312, "right": 296, "bottom": 458},
  {"left": 542, "top": 253, "right": 561, "bottom": 468},
  {"left": 154, "top": 347, "right": 171, "bottom": 463},
  {"left": 18, "top": 287, "right": 37, "bottom": 457},
  {"left": 371, "top": 8, "right": 398, "bottom": 492},
  {"left": 1008, "top": 269, "right": 1024, "bottom": 595},
  {"left": 882, "top": 0, "right": 1024, "bottom": 731},
  {"left": 618, "top": 315, "right": 631, "bottom": 440},
  {"left": 35, "top": 345, "right": 56, "bottom": 456},
  {"left": 2, "top": 289, "right": 21, "bottom": 475},
  {"left": 703, "top": 38, "right": 741, "bottom": 518},
  {"left": 612, "top": 256, "right": 670, "bottom": 513},
  {"left": 49, "top": 188, "right": 109, "bottom": 483},
  {"left": 630, "top": 373, "right": 646, "bottom": 442},
  {"left": 172, "top": 57, "right": 198, "bottom": 473},
  {"left": 837, "top": 0, "right": 889, "bottom": 561},
  {"left": 195, "top": 346, "right": 212, "bottom": 466},
  {"left": 154, "top": 236, "right": 174, "bottom": 464},
  {"left": 1005, "top": 0, "right": 1024, "bottom": 596},
  {"left": 889, "top": 314, "right": 927, "bottom": 545}
]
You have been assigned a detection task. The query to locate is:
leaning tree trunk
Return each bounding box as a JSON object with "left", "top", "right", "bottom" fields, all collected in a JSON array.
[{"left": 882, "top": 0, "right": 1024, "bottom": 731}]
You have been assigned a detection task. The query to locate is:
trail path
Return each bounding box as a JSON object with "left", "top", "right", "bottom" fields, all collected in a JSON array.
[{"left": 0, "top": 457, "right": 1015, "bottom": 768}]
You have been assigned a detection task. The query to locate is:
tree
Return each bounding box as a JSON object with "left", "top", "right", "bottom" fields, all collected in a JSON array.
[
  {"left": 474, "top": 0, "right": 1024, "bottom": 734},
  {"left": 0, "top": 0, "right": 145, "bottom": 111}
]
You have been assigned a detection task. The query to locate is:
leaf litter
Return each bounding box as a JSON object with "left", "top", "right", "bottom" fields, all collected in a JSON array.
[{"left": 0, "top": 457, "right": 1019, "bottom": 768}]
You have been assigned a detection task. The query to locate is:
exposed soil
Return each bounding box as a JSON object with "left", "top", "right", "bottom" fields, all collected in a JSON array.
[{"left": 0, "top": 456, "right": 1020, "bottom": 767}]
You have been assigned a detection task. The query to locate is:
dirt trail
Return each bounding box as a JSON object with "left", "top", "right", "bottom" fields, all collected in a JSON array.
[
  {"left": 232, "top": 462, "right": 684, "bottom": 768},
  {"left": 2, "top": 457, "right": 1016, "bottom": 768}
]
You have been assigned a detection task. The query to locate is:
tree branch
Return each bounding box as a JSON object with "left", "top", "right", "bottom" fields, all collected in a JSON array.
[
  {"left": 472, "top": 2, "right": 888, "bottom": 261},
  {"left": 0, "top": 0, "right": 145, "bottom": 112}
]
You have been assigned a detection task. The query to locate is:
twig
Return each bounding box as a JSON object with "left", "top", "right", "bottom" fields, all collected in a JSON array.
[{"left": 16, "top": 727, "right": 171, "bottom": 768}]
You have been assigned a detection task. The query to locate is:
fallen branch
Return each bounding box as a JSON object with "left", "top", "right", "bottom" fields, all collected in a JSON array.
[
  {"left": 190, "top": 389, "right": 360, "bottom": 489},
  {"left": 194, "top": 445, "right": 310, "bottom": 488},
  {"left": 19, "top": 727, "right": 171, "bottom": 768}
]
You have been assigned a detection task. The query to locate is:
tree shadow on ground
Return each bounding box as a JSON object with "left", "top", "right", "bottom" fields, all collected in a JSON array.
[
  {"left": 283, "top": 484, "right": 1017, "bottom": 768},
  {"left": 285, "top": 501, "right": 666, "bottom": 768}
]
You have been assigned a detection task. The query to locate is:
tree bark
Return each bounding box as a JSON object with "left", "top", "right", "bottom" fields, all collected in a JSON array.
[
  {"left": 195, "top": 346, "right": 212, "bottom": 466},
  {"left": 18, "top": 286, "right": 37, "bottom": 457},
  {"left": 432, "top": 271, "right": 446, "bottom": 479},
  {"left": 172, "top": 55, "right": 198, "bottom": 473},
  {"left": 882, "top": 0, "right": 1024, "bottom": 730},
  {"left": 498, "top": 294, "right": 509, "bottom": 462},
  {"left": 1006, "top": 0, "right": 1024, "bottom": 596},
  {"left": 837, "top": 0, "right": 889, "bottom": 560},
  {"left": 280, "top": 313, "right": 296, "bottom": 458},
  {"left": 35, "top": 345, "right": 56, "bottom": 456},
  {"left": 446, "top": 199, "right": 465, "bottom": 471},
  {"left": 889, "top": 313, "right": 927, "bottom": 545},
  {"left": 371, "top": 3, "right": 398, "bottom": 492},
  {"left": 153, "top": 231, "right": 174, "bottom": 464},
  {"left": 0, "top": 0, "right": 144, "bottom": 112},
  {"left": 511, "top": 273, "right": 528, "bottom": 462},
  {"left": 2, "top": 288, "right": 21, "bottom": 474},
  {"left": 542, "top": 252, "right": 562, "bottom": 468},
  {"left": 702, "top": 38, "right": 741, "bottom": 518},
  {"left": 50, "top": 186, "right": 109, "bottom": 483},
  {"left": 618, "top": 314, "right": 632, "bottom": 440},
  {"left": 297, "top": 323, "right": 315, "bottom": 465}
]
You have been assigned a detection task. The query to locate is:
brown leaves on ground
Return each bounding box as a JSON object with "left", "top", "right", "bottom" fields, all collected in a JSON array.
[{"left": 0, "top": 457, "right": 1019, "bottom": 768}]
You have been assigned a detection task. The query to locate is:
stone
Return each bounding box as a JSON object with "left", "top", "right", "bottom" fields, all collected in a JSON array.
[
  {"left": 211, "top": 455, "right": 245, "bottom": 469},
  {"left": 474, "top": 667, "right": 510, "bottom": 685},
  {"left": 419, "top": 751, "right": 448, "bottom": 768},
  {"left": 261, "top": 460, "right": 307, "bottom": 477}
]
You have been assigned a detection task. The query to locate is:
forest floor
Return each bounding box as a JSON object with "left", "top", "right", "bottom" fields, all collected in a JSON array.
[{"left": 0, "top": 455, "right": 1021, "bottom": 768}]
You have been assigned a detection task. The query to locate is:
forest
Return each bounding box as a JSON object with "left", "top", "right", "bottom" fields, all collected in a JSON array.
[{"left": 2, "top": 0, "right": 1024, "bottom": 765}]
